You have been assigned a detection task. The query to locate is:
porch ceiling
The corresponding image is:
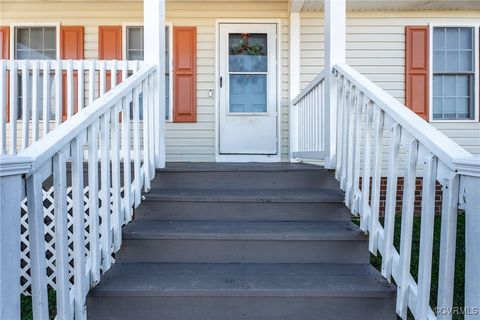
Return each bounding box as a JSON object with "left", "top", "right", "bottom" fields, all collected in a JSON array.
[{"left": 290, "top": 0, "right": 480, "bottom": 12}]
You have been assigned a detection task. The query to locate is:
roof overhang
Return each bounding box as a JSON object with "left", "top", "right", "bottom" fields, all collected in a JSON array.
[{"left": 289, "top": 0, "right": 480, "bottom": 12}]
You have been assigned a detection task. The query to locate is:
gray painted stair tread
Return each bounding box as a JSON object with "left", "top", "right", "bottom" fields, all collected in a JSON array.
[
  {"left": 157, "top": 162, "right": 328, "bottom": 172},
  {"left": 145, "top": 188, "right": 344, "bottom": 202},
  {"left": 122, "top": 220, "right": 366, "bottom": 241},
  {"left": 89, "top": 263, "right": 395, "bottom": 297}
]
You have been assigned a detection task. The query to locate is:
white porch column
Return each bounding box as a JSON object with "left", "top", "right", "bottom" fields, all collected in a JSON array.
[
  {"left": 289, "top": 12, "right": 300, "bottom": 160},
  {"left": 0, "top": 156, "right": 31, "bottom": 320},
  {"left": 144, "top": 0, "right": 166, "bottom": 168},
  {"left": 324, "top": 0, "right": 346, "bottom": 168}
]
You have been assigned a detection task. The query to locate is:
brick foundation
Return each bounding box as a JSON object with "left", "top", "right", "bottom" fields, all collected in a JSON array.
[{"left": 358, "top": 177, "right": 443, "bottom": 215}]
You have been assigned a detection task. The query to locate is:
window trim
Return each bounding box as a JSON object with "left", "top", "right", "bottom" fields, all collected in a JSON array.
[
  {"left": 428, "top": 23, "right": 480, "bottom": 123},
  {"left": 122, "top": 22, "right": 174, "bottom": 122},
  {"left": 10, "top": 22, "right": 61, "bottom": 60}
]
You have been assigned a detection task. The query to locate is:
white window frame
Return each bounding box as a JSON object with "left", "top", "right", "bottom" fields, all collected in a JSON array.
[
  {"left": 10, "top": 22, "right": 61, "bottom": 60},
  {"left": 122, "top": 22, "right": 174, "bottom": 122},
  {"left": 429, "top": 23, "right": 480, "bottom": 123}
]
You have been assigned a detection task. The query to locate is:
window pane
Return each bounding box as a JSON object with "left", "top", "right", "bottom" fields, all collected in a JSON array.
[
  {"left": 17, "top": 29, "right": 30, "bottom": 51},
  {"left": 229, "top": 74, "right": 267, "bottom": 113},
  {"left": 30, "top": 28, "right": 44, "bottom": 50},
  {"left": 433, "top": 50, "right": 445, "bottom": 72},
  {"left": 446, "top": 28, "right": 458, "bottom": 50},
  {"left": 128, "top": 27, "right": 143, "bottom": 50},
  {"left": 459, "top": 27, "right": 473, "bottom": 50},
  {"left": 433, "top": 28, "right": 445, "bottom": 50},
  {"left": 44, "top": 28, "right": 56, "bottom": 49},
  {"left": 229, "top": 33, "right": 267, "bottom": 72},
  {"left": 459, "top": 51, "right": 473, "bottom": 72}
]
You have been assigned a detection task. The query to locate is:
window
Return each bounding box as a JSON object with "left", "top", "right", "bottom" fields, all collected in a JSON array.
[
  {"left": 126, "top": 25, "right": 172, "bottom": 120},
  {"left": 432, "top": 27, "right": 476, "bottom": 120},
  {"left": 15, "top": 26, "right": 57, "bottom": 59},
  {"left": 14, "top": 26, "right": 57, "bottom": 120}
]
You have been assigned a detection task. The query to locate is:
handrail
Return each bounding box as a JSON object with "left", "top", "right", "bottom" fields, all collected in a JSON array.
[
  {"left": 292, "top": 68, "right": 326, "bottom": 105},
  {"left": 333, "top": 62, "right": 473, "bottom": 170},
  {"left": 20, "top": 64, "right": 156, "bottom": 172}
]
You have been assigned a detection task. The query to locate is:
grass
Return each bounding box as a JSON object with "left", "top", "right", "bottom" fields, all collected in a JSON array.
[
  {"left": 21, "top": 214, "right": 466, "bottom": 319},
  {"left": 353, "top": 213, "right": 466, "bottom": 320}
]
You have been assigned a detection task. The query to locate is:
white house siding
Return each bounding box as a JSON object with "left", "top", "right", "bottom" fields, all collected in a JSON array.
[
  {"left": 1, "top": 1, "right": 479, "bottom": 161},
  {"left": 300, "top": 10, "right": 480, "bottom": 158}
]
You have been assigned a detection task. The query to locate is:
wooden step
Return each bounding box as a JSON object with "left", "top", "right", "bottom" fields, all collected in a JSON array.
[
  {"left": 87, "top": 263, "right": 396, "bottom": 320},
  {"left": 116, "top": 220, "right": 369, "bottom": 264}
]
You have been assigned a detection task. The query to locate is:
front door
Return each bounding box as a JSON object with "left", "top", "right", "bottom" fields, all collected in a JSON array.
[{"left": 219, "top": 23, "right": 278, "bottom": 155}]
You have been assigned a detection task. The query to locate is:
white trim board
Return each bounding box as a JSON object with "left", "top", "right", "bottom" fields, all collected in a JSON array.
[{"left": 214, "top": 19, "right": 283, "bottom": 163}]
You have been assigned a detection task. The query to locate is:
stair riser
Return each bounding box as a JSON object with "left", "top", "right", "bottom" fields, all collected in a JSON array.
[
  {"left": 151, "top": 171, "right": 339, "bottom": 189},
  {"left": 135, "top": 201, "right": 351, "bottom": 221},
  {"left": 87, "top": 296, "right": 396, "bottom": 320},
  {"left": 117, "top": 239, "right": 369, "bottom": 264}
]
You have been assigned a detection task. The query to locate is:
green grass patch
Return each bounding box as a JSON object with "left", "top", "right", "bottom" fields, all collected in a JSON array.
[{"left": 353, "top": 214, "right": 465, "bottom": 320}]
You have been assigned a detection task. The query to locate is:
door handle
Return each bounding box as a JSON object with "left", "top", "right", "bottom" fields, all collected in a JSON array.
[{"left": 220, "top": 76, "right": 223, "bottom": 88}]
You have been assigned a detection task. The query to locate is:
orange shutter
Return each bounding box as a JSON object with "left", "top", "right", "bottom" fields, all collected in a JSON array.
[
  {"left": 405, "top": 26, "right": 429, "bottom": 121},
  {"left": 173, "top": 26, "right": 197, "bottom": 122},
  {"left": 98, "top": 26, "right": 122, "bottom": 92},
  {"left": 60, "top": 26, "right": 84, "bottom": 120},
  {"left": 0, "top": 27, "right": 10, "bottom": 122}
]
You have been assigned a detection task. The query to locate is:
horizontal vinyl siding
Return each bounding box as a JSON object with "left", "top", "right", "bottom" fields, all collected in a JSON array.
[{"left": 300, "top": 11, "right": 480, "bottom": 157}]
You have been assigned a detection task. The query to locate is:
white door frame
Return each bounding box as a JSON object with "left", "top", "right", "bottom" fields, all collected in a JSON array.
[{"left": 215, "top": 19, "right": 282, "bottom": 162}]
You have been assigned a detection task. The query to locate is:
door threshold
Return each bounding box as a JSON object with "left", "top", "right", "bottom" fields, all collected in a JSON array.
[{"left": 216, "top": 154, "right": 281, "bottom": 163}]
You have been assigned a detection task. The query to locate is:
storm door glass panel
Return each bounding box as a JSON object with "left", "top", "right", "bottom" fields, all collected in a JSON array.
[
  {"left": 228, "top": 33, "right": 267, "bottom": 113},
  {"left": 432, "top": 27, "right": 475, "bottom": 120}
]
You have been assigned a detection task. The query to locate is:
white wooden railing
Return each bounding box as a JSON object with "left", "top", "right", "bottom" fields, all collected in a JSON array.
[
  {"left": 292, "top": 63, "right": 480, "bottom": 320},
  {"left": 0, "top": 63, "right": 160, "bottom": 319},
  {"left": 0, "top": 59, "right": 143, "bottom": 155},
  {"left": 290, "top": 69, "right": 326, "bottom": 159}
]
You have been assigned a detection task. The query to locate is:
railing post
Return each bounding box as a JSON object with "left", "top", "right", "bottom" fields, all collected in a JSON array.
[
  {"left": 144, "top": 0, "right": 166, "bottom": 168},
  {"left": 456, "top": 159, "right": 480, "bottom": 320},
  {"left": 289, "top": 12, "right": 300, "bottom": 160},
  {"left": 0, "top": 155, "right": 31, "bottom": 320},
  {"left": 324, "top": 0, "right": 346, "bottom": 168}
]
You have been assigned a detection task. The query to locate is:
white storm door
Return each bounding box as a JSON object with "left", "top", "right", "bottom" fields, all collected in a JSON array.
[{"left": 219, "top": 24, "right": 278, "bottom": 155}]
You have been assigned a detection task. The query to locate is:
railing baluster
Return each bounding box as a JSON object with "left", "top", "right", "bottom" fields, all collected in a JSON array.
[
  {"left": 147, "top": 75, "right": 155, "bottom": 180},
  {"left": 26, "top": 173, "right": 49, "bottom": 320},
  {"left": 360, "top": 100, "right": 373, "bottom": 231},
  {"left": 368, "top": 107, "right": 384, "bottom": 254},
  {"left": 42, "top": 60, "right": 51, "bottom": 136},
  {"left": 133, "top": 86, "right": 142, "bottom": 207},
  {"left": 89, "top": 60, "right": 95, "bottom": 105},
  {"left": 381, "top": 123, "right": 401, "bottom": 281},
  {"left": 31, "top": 61, "right": 39, "bottom": 142},
  {"left": 416, "top": 154, "right": 438, "bottom": 319},
  {"left": 55, "top": 60, "right": 62, "bottom": 126},
  {"left": 396, "top": 138, "right": 419, "bottom": 318},
  {"left": 67, "top": 60, "right": 74, "bottom": 118},
  {"left": 78, "top": 61, "right": 85, "bottom": 111},
  {"left": 9, "top": 60, "right": 18, "bottom": 155},
  {"left": 88, "top": 121, "right": 101, "bottom": 285},
  {"left": 71, "top": 137, "right": 87, "bottom": 319},
  {"left": 53, "top": 150, "right": 72, "bottom": 319},
  {"left": 335, "top": 76, "right": 344, "bottom": 179},
  {"left": 99, "top": 112, "right": 112, "bottom": 272},
  {"left": 0, "top": 60, "right": 6, "bottom": 154},
  {"left": 142, "top": 78, "right": 151, "bottom": 192},
  {"left": 345, "top": 86, "right": 357, "bottom": 207},
  {"left": 122, "top": 94, "right": 133, "bottom": 222},
  {"left": 340, "top": 80, "right": 350, "bottom": 188},
  {"left": 100, "top": 61, "right": 106, "bottom": 96},
  {"left": 111, "top": 103, "right": 122, "bottom": 251},
  {"left": 111, "top": 60, "right": 117, "bottom": 90},
  {"left": 437, "top": 173, "right": 460, "bottom": 320},
  {"left": 21, "top": 61, "right": 30, "bottom": 150}
]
